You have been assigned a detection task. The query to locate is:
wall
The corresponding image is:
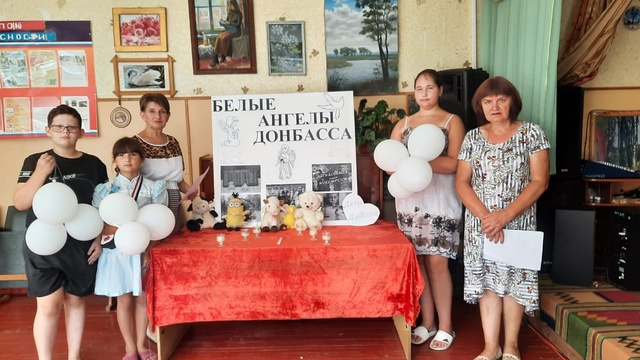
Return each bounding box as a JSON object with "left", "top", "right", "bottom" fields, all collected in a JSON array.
[
  {"left": 0, "top": 0, "right": 474, "bottom": 227},
  {"left": 581, "top": 0, "right": 640, "bottom": 88}
]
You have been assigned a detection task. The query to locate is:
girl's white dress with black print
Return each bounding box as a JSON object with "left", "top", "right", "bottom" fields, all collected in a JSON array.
[{"left": 395, "top": 115, "right": 463, "bottom": 259}]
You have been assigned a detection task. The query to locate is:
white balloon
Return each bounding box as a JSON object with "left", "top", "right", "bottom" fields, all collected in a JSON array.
[
  {"left": 114, "top": 222, "right": 151, "bottom": 255},
  {"left": 99, "top": 193, "right": 139, "bottom": 227},
  {"left": 33, "top": 182, "right": 78, "bottom": 224},
  {"left": 64, "top": 204, "right": 104, "bottom": 241},
  {"left": 26, "top": 219, "right": 67, "bottom": 256},
  {"left": 136, "top": 204, "right": 175, "bottom": 241},
  {"left": 387, "top": 173, "right": 414, "bottom": 199},
  {"left": 407, "top": 124, "right": 446, "bottom": 161},
  {"left": 373, "top": 139, "right": 409, "bottom": 172},
  {"left": 395, "top": 157, "right": 433, "bottom": 192}
]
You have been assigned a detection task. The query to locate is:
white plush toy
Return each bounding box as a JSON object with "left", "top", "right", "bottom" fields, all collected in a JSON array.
[
  {"left": 186, "top": 196, "right": 225, "bottom": 231},
  {"left": 294, "top": 191, "right": 324, "bottom": 231},
  {"left": 261, "top": 196, "right": 286, "bottom": 232}
]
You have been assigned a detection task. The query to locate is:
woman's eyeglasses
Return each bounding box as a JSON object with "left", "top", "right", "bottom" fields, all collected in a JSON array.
[{"left": 49, "top": 125, "right": 81, "bottom": 133}]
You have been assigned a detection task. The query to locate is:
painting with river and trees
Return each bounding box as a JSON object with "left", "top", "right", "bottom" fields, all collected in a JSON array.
[{"left": 325, "top": 0, "right": 398, "bottom": 95}]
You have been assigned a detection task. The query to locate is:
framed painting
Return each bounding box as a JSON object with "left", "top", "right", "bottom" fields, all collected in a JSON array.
[
  {"left": 187, "top": 0, "right": 257, "bottom": 74},
  {"left": 111, "top": 55, "right": 176, "bottom": 97},
  {"left": 325, "top": 0, "right": 399, "bottom": 95},
  {"left": 266, "top": 21, "right": 306, "bottom": 76},
  {"left": 112, "top": 7, "right": 168, "bottom": 52}
]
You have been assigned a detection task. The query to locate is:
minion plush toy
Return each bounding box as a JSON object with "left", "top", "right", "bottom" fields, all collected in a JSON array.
[{"left": 222, "top": 192, "right": 250, "bottom": 230}]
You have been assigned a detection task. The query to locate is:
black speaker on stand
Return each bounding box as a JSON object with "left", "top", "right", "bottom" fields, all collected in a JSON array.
[
  {"left": 438, "top": 68, "right": 489, "bottom": 131},
  {"left": 536, "top": 175, "right": 583, "bottom": 273},
  {"left": 552, "top": 209, "right": 595, "bottom": 286},
  {"left": 435, "top": 69, "right": 489, "bottom": 294},
  {"left": 536, "top": 85, "right": 585, "bottom": 273},
  {"left": 556, "top": 85, "right": 584, "bottom": 179}
]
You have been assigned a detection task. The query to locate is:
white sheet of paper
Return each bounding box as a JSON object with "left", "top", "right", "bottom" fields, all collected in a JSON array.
[
  {"left": 482, "top": 229, "right": 544, "bottom": 271},
  {"left": 180, "top": 167, "right": 210, "bottom": 203}
]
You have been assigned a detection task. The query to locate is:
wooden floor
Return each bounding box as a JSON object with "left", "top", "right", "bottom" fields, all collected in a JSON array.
[{"left": 0, "top": 293, "right": 566, "bottom": 360}]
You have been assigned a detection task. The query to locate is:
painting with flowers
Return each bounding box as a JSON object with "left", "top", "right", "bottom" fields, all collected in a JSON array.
[
  {"left": 112, "top": 7, "right": 168, "bottom": 52},
  {"left": 267, "top": 21, "right": 306, "bottom": 76}
]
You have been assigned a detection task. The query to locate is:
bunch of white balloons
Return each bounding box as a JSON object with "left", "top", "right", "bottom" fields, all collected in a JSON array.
[
  {"left": 26, "top": 182, "right": 175, "bottom": 256},
  {"left": 373, "top": 124, "right": 446, "bottom": 199}
]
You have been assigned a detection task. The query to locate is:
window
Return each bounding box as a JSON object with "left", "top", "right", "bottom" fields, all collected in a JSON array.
[{"left": 194, "top": 0, "right": 227, "bottom": 34}]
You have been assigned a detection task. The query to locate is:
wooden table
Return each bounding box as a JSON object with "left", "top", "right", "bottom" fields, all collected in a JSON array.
[{"left": 147, "top": 221, "right": 424, "bottom": 359}]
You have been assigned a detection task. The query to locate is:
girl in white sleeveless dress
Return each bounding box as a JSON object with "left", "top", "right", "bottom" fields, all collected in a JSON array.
[{"left": 389, "top": 69, "right": 465, "bottom": 350}]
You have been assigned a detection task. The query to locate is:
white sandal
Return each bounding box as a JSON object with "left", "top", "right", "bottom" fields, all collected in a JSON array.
[
  {"left": 410, "top": 326, "right": 437, "bottom": 345},
  {"left": 429, "top": 330, "right": 455, "bottom": 350}
]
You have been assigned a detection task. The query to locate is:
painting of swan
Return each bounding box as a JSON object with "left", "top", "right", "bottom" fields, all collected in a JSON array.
[{"left": 123, "top": 65, "right": 165, "bottom": 88}]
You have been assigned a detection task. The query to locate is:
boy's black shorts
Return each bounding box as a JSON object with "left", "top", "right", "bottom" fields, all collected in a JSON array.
[{"left": 23, "top": 236, "right": 97, "bottom": 297}]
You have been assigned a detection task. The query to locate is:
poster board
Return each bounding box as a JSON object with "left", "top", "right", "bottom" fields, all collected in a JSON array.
[
  {"left": 212, "top": 91, "right": 357, "bottom": 226},
  {"left": 0, "top": 21, "right": 97, "bottom": 138}
]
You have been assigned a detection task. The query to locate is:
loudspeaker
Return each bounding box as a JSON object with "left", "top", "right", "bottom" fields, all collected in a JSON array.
[
  {"left": 552, "top": 209, "right": 595, "bottom": 286},
  {"left": 439, "top": 68, "right": 490, "bottom": 131},
  {"left": 556, "top": 85, "right": 584, "bottom": 179},
  {"left": 608, "top": 210, "right": 640, "bottom": 290},
  {"left": 536, "top": 176, "right": 583, "bottom": 273}
]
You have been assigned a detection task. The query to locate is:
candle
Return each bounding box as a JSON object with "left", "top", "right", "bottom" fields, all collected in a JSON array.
[
  {"left": 309, "top": 228, "right": 317, "bottom": 240},
  {"left": 216, "top": 233, "right": 225, "bottom": 247},
  {"left": 322, "top": 231, "right": 331, "bottom": 245},
  {"left": 241, "top": 228, "right": 250, "bottom": 241},
  {"left": 253, "top": 226, "right": 261, "bottom": 238}
]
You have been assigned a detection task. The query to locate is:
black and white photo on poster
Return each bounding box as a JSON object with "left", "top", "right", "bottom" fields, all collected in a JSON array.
[
  {"left": 312, "top": 163, "right": 353, "bottom": 192},
  {"left": 266, "top": 183, "right": 306, "bottom": 207},
  {"left": 322, "top": 192, "right": 348, "bottom": 220},
  {"left": 219, "top": 165, "right": 261, "bottom": 194}
]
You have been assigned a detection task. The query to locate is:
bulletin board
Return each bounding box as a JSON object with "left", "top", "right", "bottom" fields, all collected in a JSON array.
[
  {"left": 211, "top": 91, "right": 357, "bottom": 226},
  {"left": 0, "top": 21, "right": 97, "bottom": 139}
]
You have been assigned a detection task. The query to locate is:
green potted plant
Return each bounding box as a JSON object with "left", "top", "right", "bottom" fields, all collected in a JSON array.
[{"left": 354, "top": 98, "right": 406, "bottom": 153}]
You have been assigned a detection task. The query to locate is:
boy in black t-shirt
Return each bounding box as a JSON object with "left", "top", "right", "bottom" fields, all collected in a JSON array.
[{"left": 13, "top": 104, "right": 108, "bottom": 359}]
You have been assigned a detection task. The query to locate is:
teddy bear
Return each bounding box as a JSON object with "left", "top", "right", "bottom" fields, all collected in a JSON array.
[
  {"left": 186, "top": 196, "right": 226, "bottom": 231},
  {"left": 294, "top": 191, "right": 324, "bottom": 231}
]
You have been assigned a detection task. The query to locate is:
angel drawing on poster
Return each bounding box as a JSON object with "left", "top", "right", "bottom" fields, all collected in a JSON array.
[
  {"left": 276, "top": 144, "right": 296, "bottom": 180},
  {"left": 219, "top": 116, "right": 240, "bottom": 146}
]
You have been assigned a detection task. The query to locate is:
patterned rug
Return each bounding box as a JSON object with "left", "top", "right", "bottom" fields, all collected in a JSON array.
[{"left": 538, "top": 279, "right": 640, "bottom": 360}]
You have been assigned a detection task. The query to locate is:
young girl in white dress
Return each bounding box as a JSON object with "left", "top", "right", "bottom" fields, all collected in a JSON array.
[
  {"left": 93, "top": 137, "right": 167, "bottom": 360},
  {"left": 390, "top": 69, "right": 465, "bottom": 350}
]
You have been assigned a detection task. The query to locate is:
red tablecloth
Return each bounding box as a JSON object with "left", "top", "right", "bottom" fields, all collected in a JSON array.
[{"left": 147, "top": 221, "right": 424, "bottom": 328}]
